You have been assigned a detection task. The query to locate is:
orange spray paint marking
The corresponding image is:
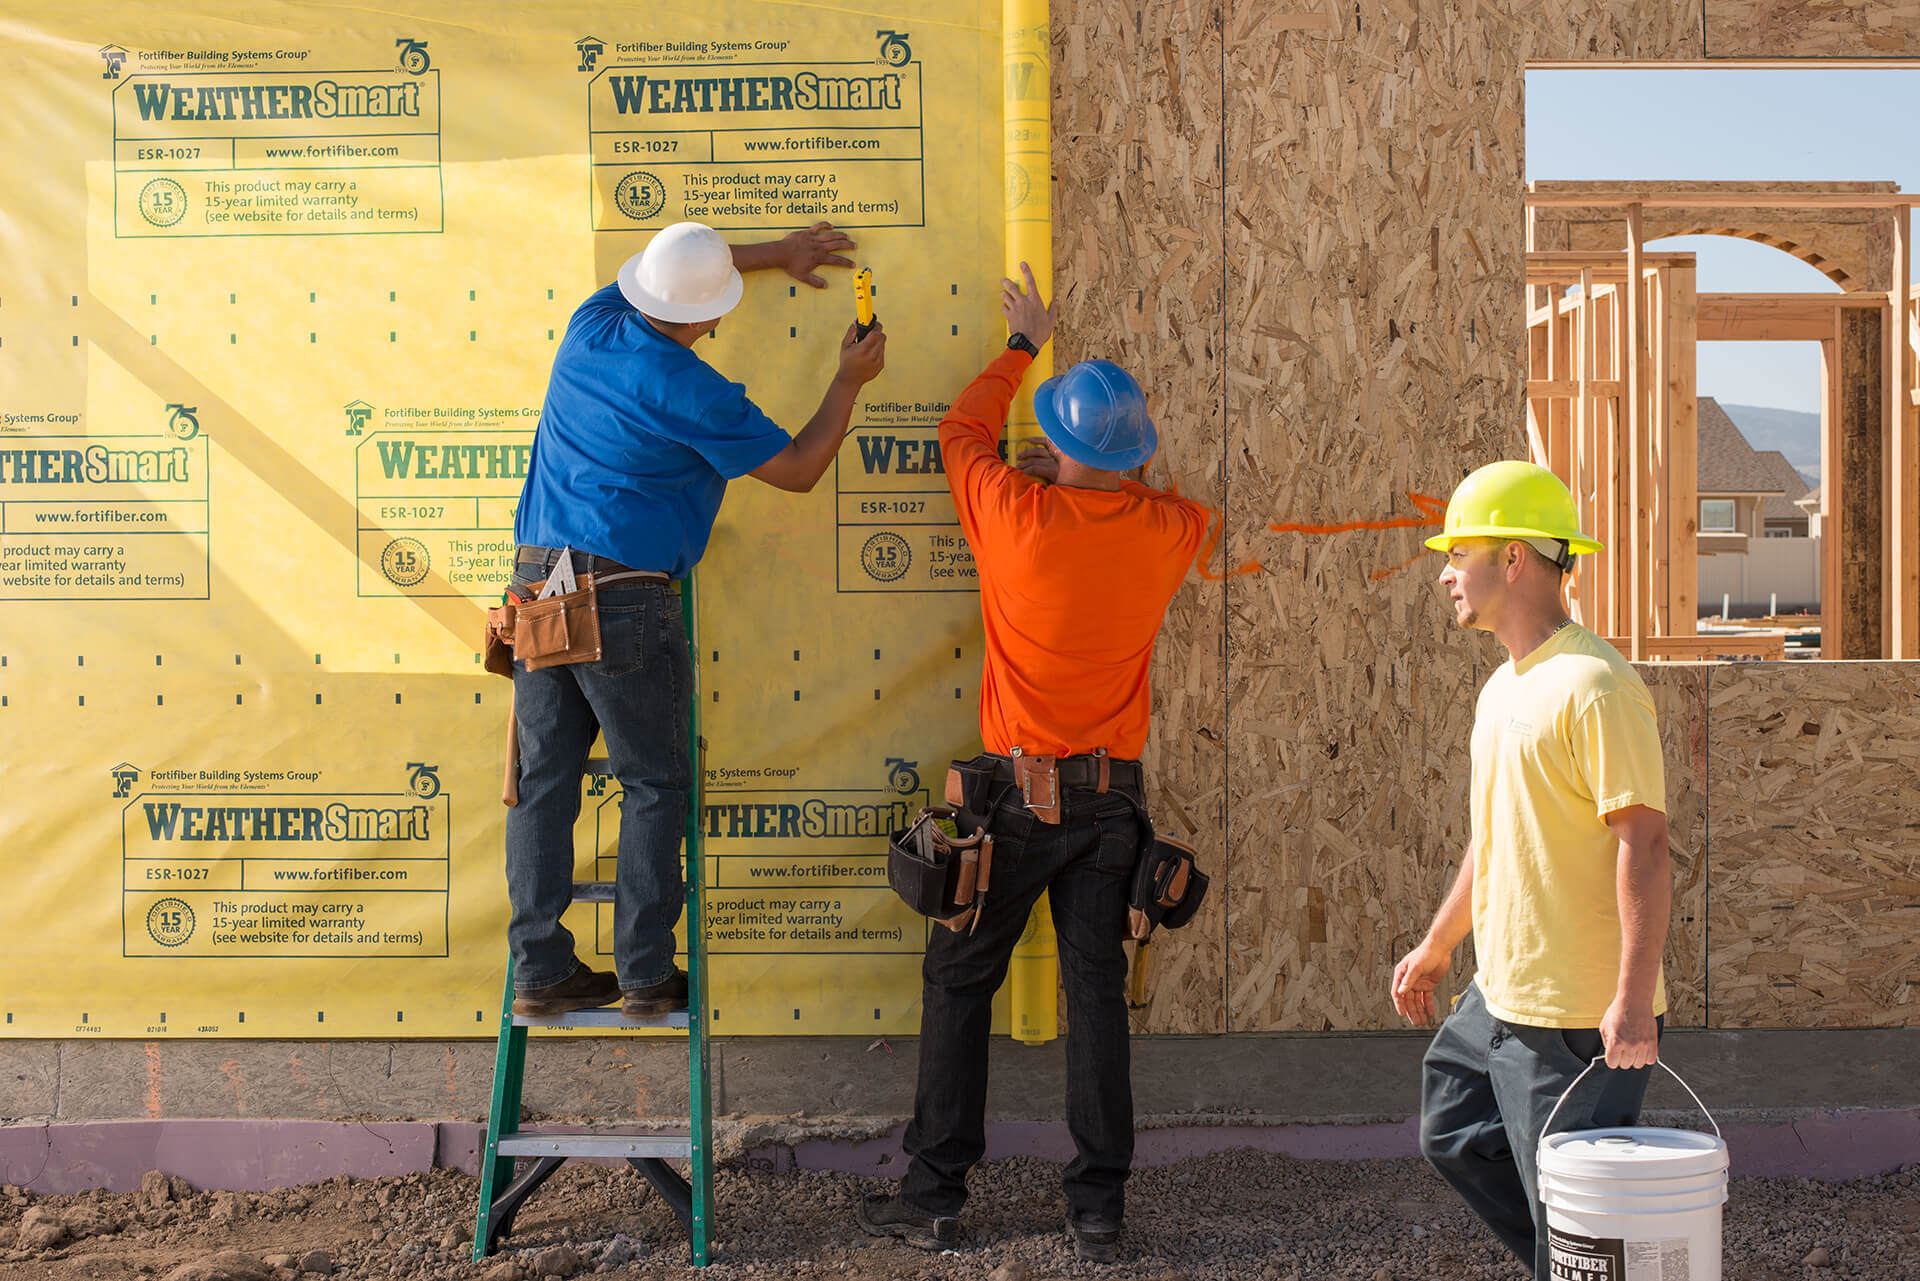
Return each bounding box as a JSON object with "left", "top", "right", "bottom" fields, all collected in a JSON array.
[
  {"left": 1148, "top": 478, "right": 1263, "bottom": 580},
  {"left": 1195, "top": 505, "right": 1263, "bottom": 581},
  {"left": 1267, "top": 491, "right": 1447, "bottom": 536},
  {"left": 1369, "top": 549, "right": 1430, "bottom": 582},
  {"left": 145, "top": 1042, "right": 163, "bottom": 1118}
]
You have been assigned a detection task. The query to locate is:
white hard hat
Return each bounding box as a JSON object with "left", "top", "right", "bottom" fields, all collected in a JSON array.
[{"left": 616, "top": 222, "right": 744, "bottom": 323}]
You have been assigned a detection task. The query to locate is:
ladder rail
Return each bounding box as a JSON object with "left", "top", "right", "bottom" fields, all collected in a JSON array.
[
  {"left": 682, "top": 571, "right": 715, "bottom": 1266},
  {"left": 474, "top": 957, "right": 527, "bottom": 1257}
]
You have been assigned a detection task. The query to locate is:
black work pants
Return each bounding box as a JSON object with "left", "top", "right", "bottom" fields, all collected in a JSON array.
[{"left": 899, "top": 785, "right": 1138, "bottom": 1226}]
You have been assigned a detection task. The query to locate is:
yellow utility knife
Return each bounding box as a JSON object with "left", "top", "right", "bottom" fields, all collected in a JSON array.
[{"left": 854, "top": 267, "right": 876, "bottom": 340}]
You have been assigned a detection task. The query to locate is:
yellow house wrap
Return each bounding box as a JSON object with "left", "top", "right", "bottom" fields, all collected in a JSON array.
[{"left": 0, "top": 0, "right": 1036, "bottom": 1038}]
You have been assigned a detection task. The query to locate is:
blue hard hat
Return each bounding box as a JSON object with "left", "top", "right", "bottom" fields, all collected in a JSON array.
[{"left": 1033, "top": 360, "right": 1158, "bottom": 471}]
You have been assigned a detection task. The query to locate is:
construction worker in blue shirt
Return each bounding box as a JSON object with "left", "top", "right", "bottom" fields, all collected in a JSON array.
[{"left": 507, "top": 221, "right": 885, "bottom": 1018}]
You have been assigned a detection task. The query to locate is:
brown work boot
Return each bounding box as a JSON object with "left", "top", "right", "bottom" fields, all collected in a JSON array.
[
  {"left": 621, "top": 969, "right": 690, "bottom": 1018},
  {"left": 512, "top": 962, "right": 620, "bottom": 1016}
]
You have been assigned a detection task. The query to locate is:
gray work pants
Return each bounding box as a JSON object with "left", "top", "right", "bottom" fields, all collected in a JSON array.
[{"left": 1419, "top": 982, "right": 1660, "bottom": 1280}]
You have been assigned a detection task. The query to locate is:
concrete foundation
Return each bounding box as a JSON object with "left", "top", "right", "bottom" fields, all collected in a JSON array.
[
  {"left": 4, "top": 1108, "right": 1916, "bottom": 1197},
  {"left": 3, "top": 1029, "right": 1913, "bottom": 1193},
  {"left": 6, "top": 1029, "right": 1914, "bottom": 1123}
]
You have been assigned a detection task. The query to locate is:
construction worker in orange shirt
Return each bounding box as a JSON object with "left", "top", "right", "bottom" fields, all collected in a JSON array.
[{"left": 858, "top": 265, "right": 1208, "bottom": 1263}]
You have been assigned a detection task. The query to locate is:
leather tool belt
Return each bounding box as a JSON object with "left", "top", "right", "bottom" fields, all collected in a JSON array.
[
  {"left": 483, "top": 549, "right": 667, "bottom": 675},
  {"left": 509, "top": 570, "right": 602, "bottom": 671},
  {"left": 935, "top": 750, "right": 1207, "bottom": 945},
  {"left": 515, "top": 544, "right": 669, "bottom": 581},
  {"left": 942, "top": 749, "right": 1145, "bottom": 824},
  {"left": 886, "top": 807, "right": 994, "bottom": 934}
]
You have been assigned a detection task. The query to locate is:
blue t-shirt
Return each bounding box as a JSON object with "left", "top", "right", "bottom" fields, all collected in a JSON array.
[{"left": 514, "top": 284, "right": 790, "bottom": 577}]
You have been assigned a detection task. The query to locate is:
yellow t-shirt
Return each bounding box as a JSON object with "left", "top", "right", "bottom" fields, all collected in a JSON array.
[{"left": 1469, "top": 622, "right": 1667, "bottom": 1028}]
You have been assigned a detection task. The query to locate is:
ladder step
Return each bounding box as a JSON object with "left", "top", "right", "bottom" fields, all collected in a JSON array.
[
  {"left": 513, "top": 1008, "right": 690, "bottom": 1030},
  {"left": 570, "top": 881, "right": 615, "bottom": 902},
  {"left": 497, "top": 1131, "right": 691, "bottom": 1159}
]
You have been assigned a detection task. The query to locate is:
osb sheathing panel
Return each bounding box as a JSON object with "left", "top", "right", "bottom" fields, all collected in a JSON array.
[
  {"left": 1706, "top": 664, "right": 1920, "bottom": 1028},
  {"left": 1637, "top": 664, "right": 1708, "bottom": 1028},
  {"left": 1707, "top": 1, "right": 1920, "bottom": 57},
  {"left": 1050, "top": 0, "right": 1920, "bottom": 1034},
  {"left": 1054, "top": 0, "right": 1228, "bottom": 1033},
  {"left": 1216, "top": 1, "right": 1700, "bottom": 1033}
]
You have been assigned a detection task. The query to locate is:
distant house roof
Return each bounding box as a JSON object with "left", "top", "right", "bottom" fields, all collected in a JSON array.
[
  {"left": 1755, "top": 449, "right": 1816, "bottom": 521},
  {"left": 1697, "top": 397, "right": 1790, "bottom": 496}
]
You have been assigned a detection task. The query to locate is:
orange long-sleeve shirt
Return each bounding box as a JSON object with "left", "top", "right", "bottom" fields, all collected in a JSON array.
[{"left": 939, "top": 349, "right": 1207, "bottom": 759}]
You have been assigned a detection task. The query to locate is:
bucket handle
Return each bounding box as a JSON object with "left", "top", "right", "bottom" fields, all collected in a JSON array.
[{"left": 1542, "top": 1058, "right": 1722, "bottom": 1144}]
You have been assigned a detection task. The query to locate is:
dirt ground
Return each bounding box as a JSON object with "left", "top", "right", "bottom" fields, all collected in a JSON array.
[{"left": 0, "top": 1152, "right": 1914, "bottom": 1281}]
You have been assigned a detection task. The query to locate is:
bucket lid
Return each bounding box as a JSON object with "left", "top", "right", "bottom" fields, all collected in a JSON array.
[{"left": 1540, "top": 1127, "right": 1729, "bottom": 1180}]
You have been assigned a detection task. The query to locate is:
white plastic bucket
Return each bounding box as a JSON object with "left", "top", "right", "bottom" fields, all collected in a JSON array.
[{"left": 1538, "top": 1060, "right": 1728, "bottom": 1281}]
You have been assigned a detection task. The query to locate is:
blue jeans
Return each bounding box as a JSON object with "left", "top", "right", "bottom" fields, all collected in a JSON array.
[
  {"left": 503, "top": 567, "right": 690, "bottom": 991},
  {"left": 899, "top": 784, "right": 1139, "bottom": 1226},
  {"left": 1420, "top": 983, "right": 1661, "bottom": 1280}
]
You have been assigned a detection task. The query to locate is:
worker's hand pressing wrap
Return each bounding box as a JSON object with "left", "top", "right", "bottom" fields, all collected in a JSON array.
[{"left": 778, "top": 221, "right": 857, "bottom": 289}]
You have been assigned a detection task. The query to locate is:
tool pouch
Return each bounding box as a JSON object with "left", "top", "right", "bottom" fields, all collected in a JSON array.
[
  {"left": 887, "top": 807, "right": 991, "bottom": 932},
  {"left": 944, "top": 754, "right": 1001, "bottom": 825},
  {"left": 483, "top": 589, "right": 525, "bottom": 677},
  {"left": 1126, "top": 832, "right": 1209, "bottom": 941},
  {"left": 512, "top": 573, "right": 602, "bottom": 671},
  {"left": 1010, "top": 750, "right": 1062, "bottom": 823}
]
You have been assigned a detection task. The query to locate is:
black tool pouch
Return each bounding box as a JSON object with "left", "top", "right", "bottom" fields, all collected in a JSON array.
[
  {"left": 1126, "top": 831, "right": 1210, "bottom": 940},
  {"left": 887, "top": 807, "right": 990, "bottom": 929},
  {"left": 943, "top": 754, "right": 1002, "bottom": 830}
]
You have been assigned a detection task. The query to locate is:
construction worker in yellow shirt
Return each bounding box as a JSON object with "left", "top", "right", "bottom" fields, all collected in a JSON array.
[{"left": 1391, "top": 461, "right": 1672, "bottom": 1281}]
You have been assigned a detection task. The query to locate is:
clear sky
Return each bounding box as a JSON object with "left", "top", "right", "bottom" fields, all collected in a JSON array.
[{"left": 1526, "top": 69, "right": 1920, "bottom": 415}]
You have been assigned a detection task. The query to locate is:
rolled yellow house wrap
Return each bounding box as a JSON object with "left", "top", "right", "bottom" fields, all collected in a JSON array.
[
  {"left": 1002, "top": 0, "right": 1052, "bottom": 445},
  {"left": 1001, "top": 0, "right": 1060, "bottom": 1045}
]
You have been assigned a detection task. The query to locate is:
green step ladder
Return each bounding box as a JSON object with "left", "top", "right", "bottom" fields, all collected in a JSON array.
[{"left": 474, "top": 576, "right": 714, "bottom": 1265}]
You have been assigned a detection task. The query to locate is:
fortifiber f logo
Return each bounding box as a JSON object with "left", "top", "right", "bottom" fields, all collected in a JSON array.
[
  {"left": 98, "top": 45, "right": 128, "bottom": 79},
  {"left": 165, "top": 403, "right": 199, "bottom": 440},
  {"left": 111, "top": 762, "right": 142, "bottom": 799},
  {"left": 575, "top": 36, "right": 606, "bottom": 73},
  {"left": 394, "top": 37, "right": 430, "bottom": 75},
  {"left": 343, "top": 400, "right": 374, "bottom": 435}
]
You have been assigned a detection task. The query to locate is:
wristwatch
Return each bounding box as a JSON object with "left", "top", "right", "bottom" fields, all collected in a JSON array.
[{"left": 1006, "top": 332, "right": 1040, "bottom": 356}]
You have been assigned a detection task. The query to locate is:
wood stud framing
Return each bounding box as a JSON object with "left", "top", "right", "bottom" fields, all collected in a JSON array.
[
  {"left": 1523, "top": 184, "right": 1919, "bottom": 661},
  {"left": 1525, "top": 251, "right": 1706, "bottom": 652}
]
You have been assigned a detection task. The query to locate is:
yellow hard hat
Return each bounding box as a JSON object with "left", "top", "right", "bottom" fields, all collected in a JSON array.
[{"left": 1424, "top": 461, "right": 1603, "bottom": 561}]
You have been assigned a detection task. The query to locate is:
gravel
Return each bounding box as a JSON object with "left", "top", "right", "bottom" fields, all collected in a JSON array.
[{"left": 0, "top": 1152, "right": 1912, "bottom": 1280}]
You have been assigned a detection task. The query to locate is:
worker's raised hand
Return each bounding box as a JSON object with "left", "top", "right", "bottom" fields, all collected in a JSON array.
[
  {"left": 1390, "top": 940, "right": 1449, "bottom": 1027},
  {"left": 1015, "top": 440, "right": 1060, "bottom": 484},
  {"left": 1001, "top": 261, "right": 1055, "bottom": 349},
  {"left": 780, "top": 222, "right": 857, "bottom": 289},
  {"left": 836, "top": 321, "right": 886, "bottom": 387}
]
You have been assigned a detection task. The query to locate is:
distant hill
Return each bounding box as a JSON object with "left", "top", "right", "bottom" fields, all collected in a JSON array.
[{"left": 1719, "top": 403, "right": 1821, "bottom": 487}]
